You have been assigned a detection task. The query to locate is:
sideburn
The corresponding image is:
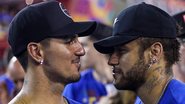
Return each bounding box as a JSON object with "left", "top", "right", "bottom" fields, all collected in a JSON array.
[{"left": 124, "top": 43, "right": 149, "bottom": 91}]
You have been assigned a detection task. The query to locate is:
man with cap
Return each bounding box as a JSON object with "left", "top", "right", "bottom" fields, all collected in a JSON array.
[
  {"left": 173, "top": 11, "right": 185, "bottom": 83},
  {"left": 8, "top": 1, "right": 96, "bottom": 104},
  {"left": 94, "top": 2, "right": 185, "bottom": 104}
]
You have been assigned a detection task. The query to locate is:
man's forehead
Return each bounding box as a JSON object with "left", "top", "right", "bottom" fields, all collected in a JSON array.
[{"left": 110, "top": 40, "right": 142, "bottom": 55}]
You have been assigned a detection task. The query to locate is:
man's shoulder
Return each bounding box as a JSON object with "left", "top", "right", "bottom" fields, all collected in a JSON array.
[
  {"left": 161, "top": 79, "right": 185, "bottom": 103},
  {"left": 169, "top": 79, "right": 185, "bottom": 92}
]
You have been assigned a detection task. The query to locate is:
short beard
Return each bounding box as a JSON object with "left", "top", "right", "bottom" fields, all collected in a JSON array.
[
  {"left": 64, "top": 74, "right": 81, "bottom": 84},
  {"left": 124, "top": 58, "right": 148, "bottom": 91},
  {"left": 43, "top": 67, "right": 81, "bottom": 85},
  {"left": 115, "top": 52, "right": 149, "bottom": 91}
]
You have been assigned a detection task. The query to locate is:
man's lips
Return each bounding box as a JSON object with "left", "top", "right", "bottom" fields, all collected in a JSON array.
[
  {"left": 112, "top": 66, "right": 122, "bottom": 75},
  {"left": 72, "top": 57, "right": 80, "bottom": 63},
  {"left": 72, "top": 57, "right": 81, "bottom": 70}
]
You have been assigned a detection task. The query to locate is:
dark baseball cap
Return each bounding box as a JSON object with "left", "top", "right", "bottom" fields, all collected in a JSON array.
[
  {"left": 8, "top": 1, "right": 96, "bottom": 56},
  {"left": 94, "top": 2, "right": 177, "bottom": 54},
  {"left": 173, "top": 11, "right": 185, "bottom": 38},
  {"left": 90, "top": 22, "right": 112, "bottom": 40}
]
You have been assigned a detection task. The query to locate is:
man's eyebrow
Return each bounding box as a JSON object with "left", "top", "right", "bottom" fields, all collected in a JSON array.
[
  {"left": 61, "top": 34, "right": 77, "bottom": 40},
  {"left": 115, "top": 45, "right": 128, "bottom": 51}
]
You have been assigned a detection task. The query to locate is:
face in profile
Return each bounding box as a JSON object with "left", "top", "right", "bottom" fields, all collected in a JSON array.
[
  {"left": 7, "top": 57, "right": 25, "bottom": 96},
  {"left": 108, "top": 39, "right": 148, "bottom": 90},
  {"left": 178, "top": 40, "right": 185, "bottom": 73},
  {"left": 78, "top": 37, "right": 94, "bottom": 70},
  {"left": 40, "top": 35, "right": 85, "bottom": 84}
]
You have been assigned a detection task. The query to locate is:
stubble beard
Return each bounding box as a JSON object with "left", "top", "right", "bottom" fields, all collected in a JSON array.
[
  {"left": 43, "top": 66, "right": 81, "bottom": 85},
  {"left": 115, "top": 56, "right": 149, "bottom": 91},
  {"left": 65, "top": 74, "right": 81, "bottom": 83}
]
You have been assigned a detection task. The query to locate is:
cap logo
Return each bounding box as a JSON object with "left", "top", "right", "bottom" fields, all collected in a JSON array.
[
  {"left": 59, "top": 2, "right": 72, "bottom": 18},
  {"left": 113, "top": 18, "right": 119, "bottom": 27}
]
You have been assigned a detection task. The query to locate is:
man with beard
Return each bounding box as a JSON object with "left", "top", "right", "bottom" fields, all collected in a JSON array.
[
  {"left": 94, "top": 2, "right": 185, "bottom": 104},
  {"left": 8, "top": 1, "right": 96, "bottom": 104}
]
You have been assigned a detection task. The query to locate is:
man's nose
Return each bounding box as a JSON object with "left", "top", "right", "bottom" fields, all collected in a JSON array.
[
  {"left": 75, "top": 41, "right": 85, "bottom": 56},
  {"left": 108, "top": 52, "right": 119, "bottom": 66}
]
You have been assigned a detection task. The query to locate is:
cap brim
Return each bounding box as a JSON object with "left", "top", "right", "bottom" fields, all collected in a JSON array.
[
  {"left": 94, "top": 35, "right": 138, "bottom": 54},
  {"left": 55, "top": 21, "right": 97, "bottom": 37}
]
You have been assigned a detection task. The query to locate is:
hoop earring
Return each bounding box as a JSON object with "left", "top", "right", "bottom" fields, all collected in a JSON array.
[{"left": 40, "top": 59, "right": 44, "bottom": 65}]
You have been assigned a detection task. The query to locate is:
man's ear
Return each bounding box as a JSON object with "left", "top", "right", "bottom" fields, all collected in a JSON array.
[
  {"left": 27, "top": 42, "right": 43, "bottom": 64},
  {"left": 150, "top": 42, "right": 163, "bottom": 61}
]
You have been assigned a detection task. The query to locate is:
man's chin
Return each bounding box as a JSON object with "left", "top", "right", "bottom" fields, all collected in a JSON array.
[
  {"left": 68, "top": 74, "right": 81, "bottom": 83},
  {"left": 113, "top": 80, "right": 136, "bottom": 90},
  {"left": 113, "top": 79, "right": 124, "bottom": 90}
]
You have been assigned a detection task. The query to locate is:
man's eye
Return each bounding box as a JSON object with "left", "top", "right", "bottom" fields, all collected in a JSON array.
[
  {"left": 64, "top": 38, "right": 73, "bottom": 44},
  {"left": 120, "top": 49, "right": 128, "bottom": 54},
  {"left": 65, "top": 37, "right": 78, "bottom": 45},
  {"left": 63, "top": 35, "right": 78, "bottom": 44},
  {"left": 117, "top": 48, "right": 128, "bottom": 54},
  {"left": 69, "top": 38, "right": 77, "bottom": 44}
]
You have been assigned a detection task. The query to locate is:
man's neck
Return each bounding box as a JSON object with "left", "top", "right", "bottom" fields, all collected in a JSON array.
[{"left": 136, "top": 66, "right": 172, "bottom": 104}]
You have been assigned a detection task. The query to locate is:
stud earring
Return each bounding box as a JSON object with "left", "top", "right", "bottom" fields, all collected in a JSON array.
[
  {"left": 148, "top": 58, "right": 157, "bottom": 69},
  {"left": 40, "top": 59, "right": 43, "bottom": 65},
  {"left": 151, "top": 58, "right": 157, "bottom": 64}
]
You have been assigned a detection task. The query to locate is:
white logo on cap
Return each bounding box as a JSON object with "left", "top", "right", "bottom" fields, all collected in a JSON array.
[
  {"left": 59, "top": 2, "right": 72, "bottom": 18},
  {"left": 113, "top": 18, "right": 119, "bottom": 27}
]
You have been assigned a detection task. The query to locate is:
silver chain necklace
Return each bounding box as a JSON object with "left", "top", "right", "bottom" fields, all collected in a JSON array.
[
  {"left": 155, "top": 78, "right": 172, "bottom": 104},
  {"left": 140, "top": 78, "right": 172, "bottom": 104}
]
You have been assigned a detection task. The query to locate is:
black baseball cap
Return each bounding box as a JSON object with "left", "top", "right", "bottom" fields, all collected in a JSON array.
[
  {"left": 94, "top": 2, "right": 177, "bottom": 54},
  {"left": 90, "top": 22, "right": 112, "bottom": 40},
  {"left": 173, "top": 11, "right": 185, "bottom": 38},
  {"left": 8, "top": 1, "right": 96, "bottom": 56}
]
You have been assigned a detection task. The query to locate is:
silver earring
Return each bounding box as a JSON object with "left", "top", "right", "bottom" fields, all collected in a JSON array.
[
  {"left": 40, "top": 59, "right": 43, "bottom": 65},
  {"left": 151, "top": 58, "right": 157, "bottom": 64},
  {"left": 148, "top": 58, "right": 157, "bottom": 69}
]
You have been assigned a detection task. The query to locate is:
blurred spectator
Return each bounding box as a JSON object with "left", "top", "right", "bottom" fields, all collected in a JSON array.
[
  {"left": 0, "top": 48, "right": 13, "bottom": 75},
  {"left": 63, "top": 23, "right": 123, "bottom": 104},
  {"left": 0, "top": 1, "right": 22, "bottom": 75},
  {"left": 173, "top": 11, "right": 185, "bottom": 82},
  {"left": 2, "top": 48, "right": 13, "bottom": 70},
  {"left": 0, "top": 56, "right": 25, "bottom": 104}
]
